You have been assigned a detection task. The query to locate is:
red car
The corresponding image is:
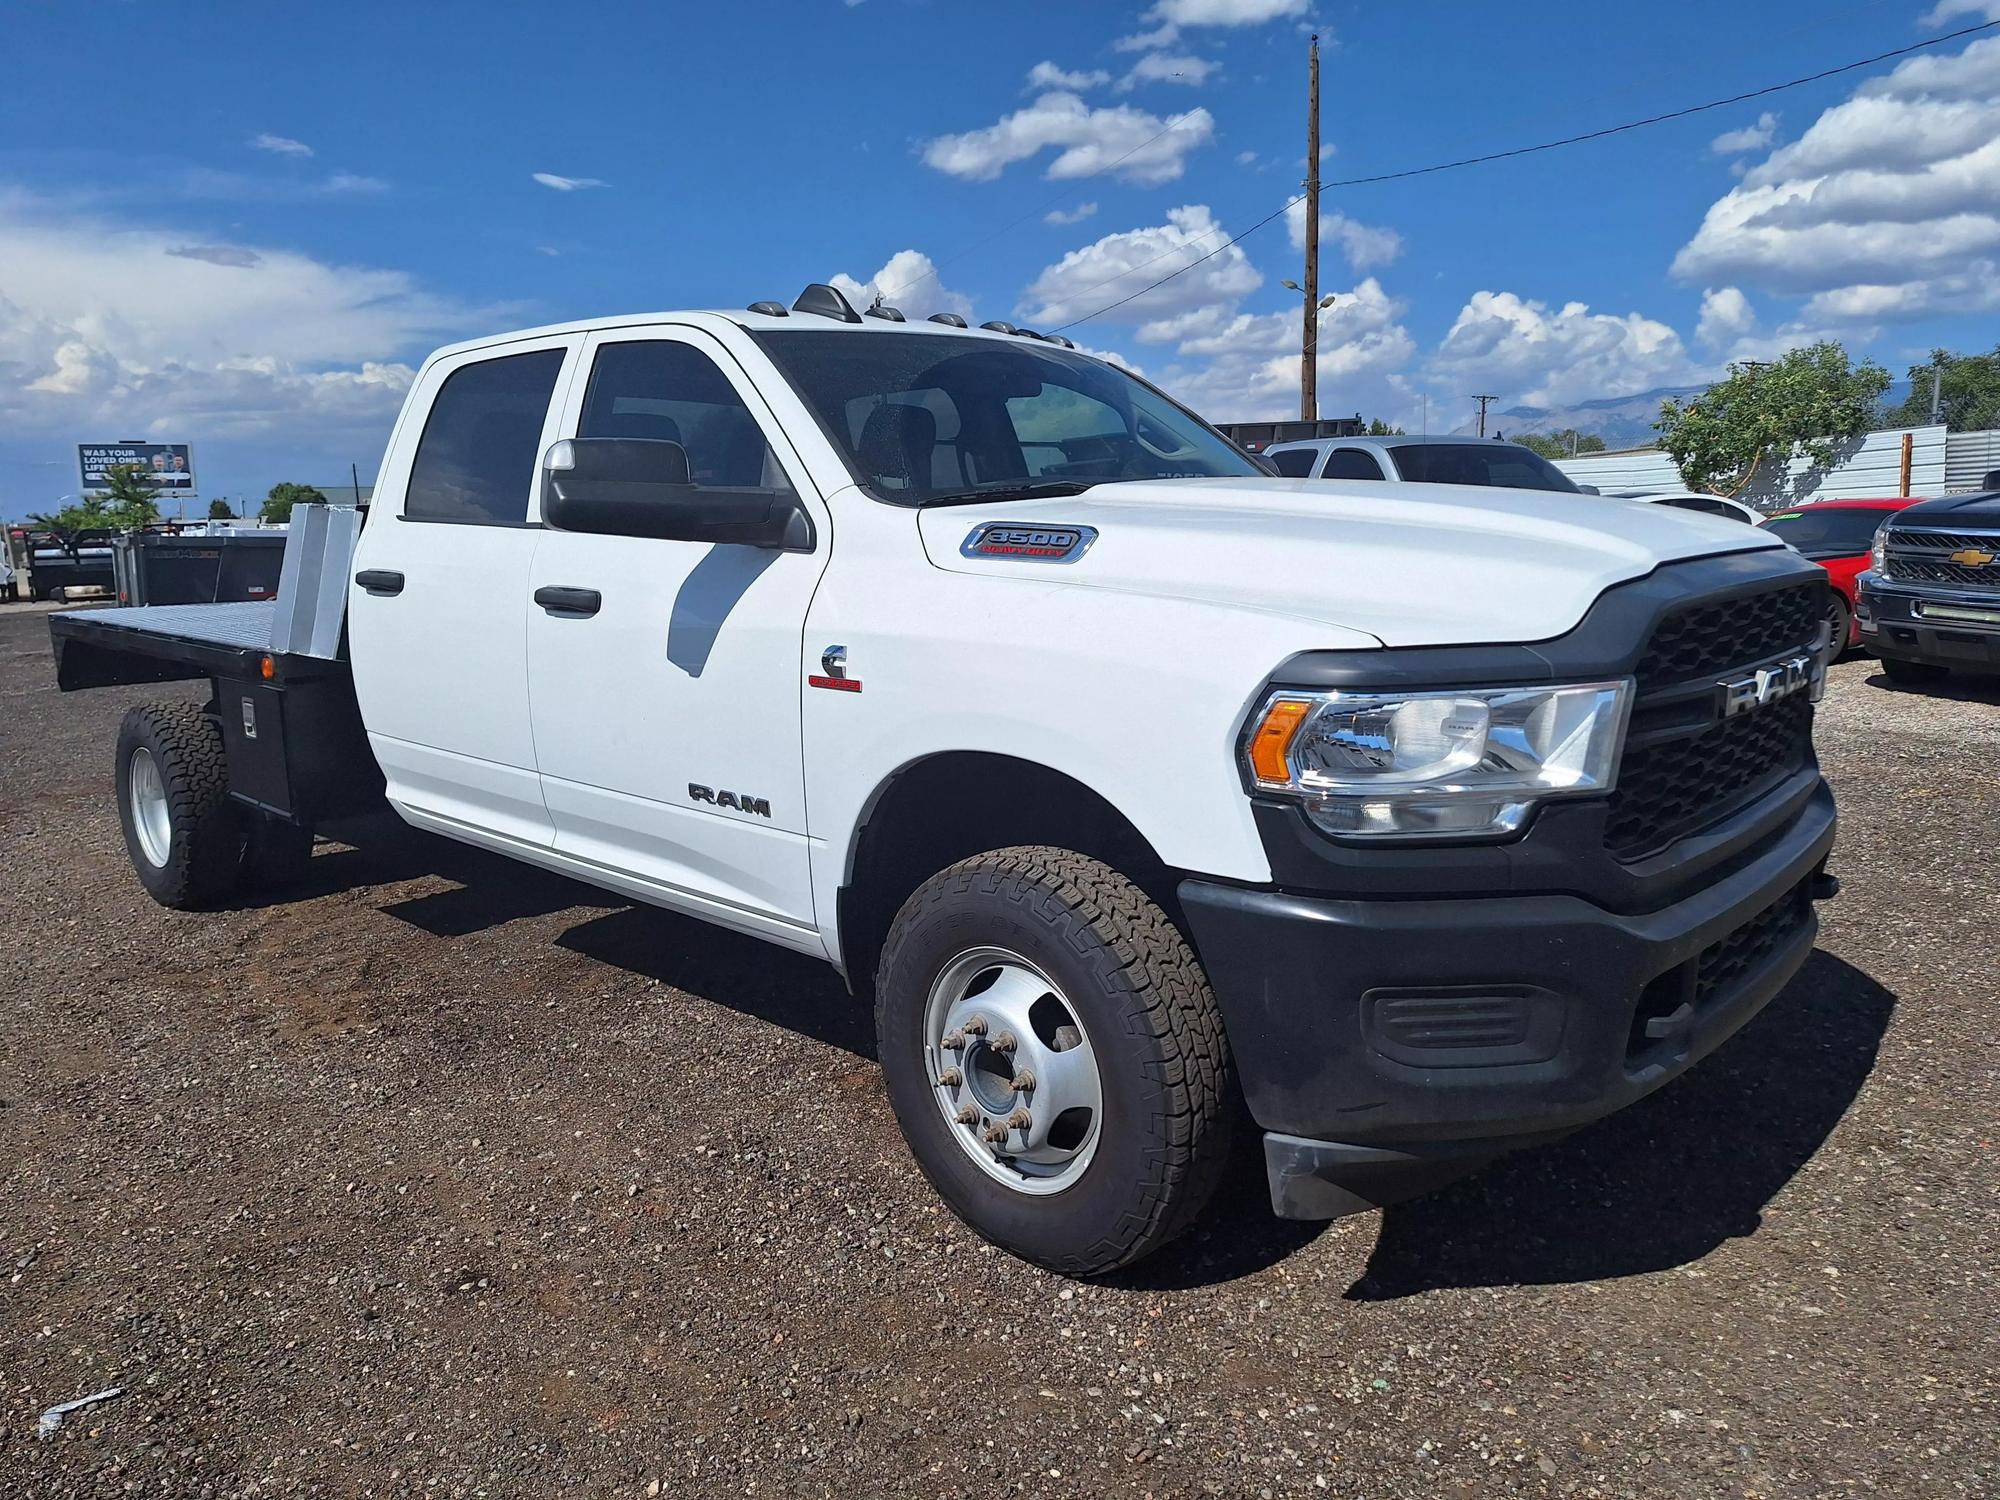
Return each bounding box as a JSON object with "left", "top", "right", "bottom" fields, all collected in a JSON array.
[{"left": 1759, "top": 497, "right": 1923, "bottom": 652}]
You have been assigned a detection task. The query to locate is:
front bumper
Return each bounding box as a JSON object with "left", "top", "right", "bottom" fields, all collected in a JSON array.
[
  {"left": 1179, "top": 779, "right": 1837, "bottom": 1219},
  {"left": 1857, "top": 573, "right": 2000, "bottom": 670}
]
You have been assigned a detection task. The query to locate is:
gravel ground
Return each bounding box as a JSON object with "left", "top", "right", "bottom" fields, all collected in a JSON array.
[{"left": 1, "top": 602, "right": 1995, "bottom": 1499}]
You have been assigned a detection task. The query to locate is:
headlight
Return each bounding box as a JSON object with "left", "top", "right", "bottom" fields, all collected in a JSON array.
[
  {"left": 1869, "top": 523, "right": 1889, "bottom": 575},
  {"left": 1242, "top": 681, "right": 1632, "bottom": 839}
]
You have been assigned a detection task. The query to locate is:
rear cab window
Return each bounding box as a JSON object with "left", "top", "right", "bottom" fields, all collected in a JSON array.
[{"left": 405, "top": 349, "right": 567, "bottom": 525}]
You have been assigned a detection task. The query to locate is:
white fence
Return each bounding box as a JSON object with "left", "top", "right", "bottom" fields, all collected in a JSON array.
[{"left": 1556, "top": 424, "right": 1954, "bottom": 507}]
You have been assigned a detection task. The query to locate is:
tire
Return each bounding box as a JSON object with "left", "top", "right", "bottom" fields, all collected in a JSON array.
[
  {"left": 115, "top": 702, "right": 243, "bottom": 909},
  {"left": 875, "top": 846, "right": 1234, "bottom": 1275},
  {"left": 1825, "top": 595, "right": 1852, "bottom": 661},
  {"left": 1881, "top": 655, "right": 1948, "bottom": 685}
]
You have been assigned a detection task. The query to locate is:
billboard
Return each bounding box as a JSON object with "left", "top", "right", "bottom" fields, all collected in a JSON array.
[{"left": 79, "top": 442, "right": 196, "bottom": 492}]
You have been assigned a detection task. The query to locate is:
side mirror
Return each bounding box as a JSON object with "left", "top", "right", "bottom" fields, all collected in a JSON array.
[
  {"left": 540, "top": 438, "right": 813, "bottom": 550},
  {"left": 1984, "top": 468, "right": 2000, "bottom": 492}
]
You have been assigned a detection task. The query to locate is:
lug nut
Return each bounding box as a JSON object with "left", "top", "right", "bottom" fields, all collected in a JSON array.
[
  {"left": 942, "top": 1030, "right": 965, "bottom": 1051},
  {"left": 982, "top": 1123, "right": 1009, "bottom": 1145},
  {"left": 1008, "top": 1071, "right": 1036, "bottom": 1093},
  {"left": 954, "top": 1105, "right": 979, "bottom": 1126},
  {"left": 961, "top": 1016, "right": 988, "bottom": 1037},
  {"left": 990, "top": 1031, "right": 1018, "bottom": 1054},
  {"left": 937, "top": 1068, "right": 963, "bottom": 1087},
  {"left": 1006, "top": 1108, "right": 1033, "bottom": 1132}
]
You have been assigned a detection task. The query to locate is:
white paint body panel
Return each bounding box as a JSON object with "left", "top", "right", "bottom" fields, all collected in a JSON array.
[{"left": 348, "top": 309, "right": 1789, "bottom": 971}]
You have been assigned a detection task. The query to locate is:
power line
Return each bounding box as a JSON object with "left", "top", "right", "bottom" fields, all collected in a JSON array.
[{"left": 1050, "top": 18, "right": 2000, "bottom": 333}]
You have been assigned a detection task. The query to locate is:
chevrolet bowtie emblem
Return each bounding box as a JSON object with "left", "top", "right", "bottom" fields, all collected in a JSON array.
[{"left": 1948, "top": 547, "right": 1996, "bottom": 566}]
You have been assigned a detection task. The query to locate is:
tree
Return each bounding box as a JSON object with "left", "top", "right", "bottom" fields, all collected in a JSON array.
[
  {"left": 261, "top": 482, "right": 327, "bottom": 524},
  {"left": 208, "top": 498, "right": 236, "bottom": 520},
  {"left": 26, "top": 496, "right": 114, "bottom": 534},
  {"left": 1882, "top": 345, "right": 2000, "bottom": 432},
  {"left": 1363, "top": 418, "right": 1405, "bottom": 436},
  {"left": 1656, "top": 342, "right": 1890, "bottom": 496},
  {"left": 1516, "top": 430, "right": 1606, "bottom": 461},
  {"left": 96, "top": 463, "right": 163, "bottom": 529}
]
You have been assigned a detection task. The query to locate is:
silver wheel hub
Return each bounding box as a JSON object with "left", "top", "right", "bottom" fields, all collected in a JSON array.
[
  {"left": 127, "top": 746, "right": 171, "bottom": 869},
  {"left": 924, "top": 947, "right": 1103, "bottom": 1195}
]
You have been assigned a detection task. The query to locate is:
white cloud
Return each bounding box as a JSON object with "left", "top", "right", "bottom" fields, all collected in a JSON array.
[
  {"left": 1151, "top": 278, "right": 1416, "bottom": 425},
  {"left": 1114, "top": 24, "right": 1181, "bottom": 51},
  {"left": 1145, "top": 0, "right": 1306, "bottom": 25},
  {"left": 322, "top": 172, "right": 389, "bottom": 195},
  {"left": 1429, "top": 290, "right": 1695, "bottom": 407},
  {"left": 920, "top": 94, "right": 1214, "bottom": 184},
  {"left": 1017, "top": 204, "right": 1261, "bottom": 324},
  {"left": 1695, "top": 286, "right": 1756, "bottom": 349},
  {"left": 1709, "top": 111, "right": 1778, "bottom": 155},
  {"left": 1920, "top": 1, "right": 2000, "bottom": 21},
  {"left": 1118, "top": 53, "right": 1219, "bottom": 90},
  {"left": 1027, "top": 61, "right": 1110, "bottom": 91},
  {"left": 1235, "top": 149, "right": 1259, "bottom": 166},
  {"left": 1671, "top": 33, "right": 2000, "bottom": 320},
  {"left": 532, "top": 172, "right": 608, "bottom": 191},
  {"left": 1283, "top": 199, "right": 1402, "bottom": 270},
  {"left": 251, "top": 133, "right": 313, "bottom": 158},
  {"left": 1045, "top": 202, "right": 1099, "bottom": 225},
  {"left": 0, "top": 190, "right": 486, "bottom": 451},
  {"left": 829, "top": 249, "right": 973, "bottom": 320}
]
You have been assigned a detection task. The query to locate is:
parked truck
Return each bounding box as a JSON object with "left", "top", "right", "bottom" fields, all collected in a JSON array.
[
  {"left": 50, "top": 284, "right": 1841, "bottom": 1274},
  {"left": 1856, "top": 482, "right": 2000, "bottom": 681}
]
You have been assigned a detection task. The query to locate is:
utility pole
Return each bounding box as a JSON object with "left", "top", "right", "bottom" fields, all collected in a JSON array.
[
  {"left": 1929, "top": 359, "right": 1945, "bottom": 425},
  {"left": 1472, "top": 394, "right": 1498, "bottom": 438},
  {"left": 1300, "top": 32, "right": 1321, "bottom": 423}
]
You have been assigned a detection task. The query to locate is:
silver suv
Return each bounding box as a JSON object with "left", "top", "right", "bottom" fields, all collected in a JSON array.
[{"left": 1263, "top": 433, "right": 1587, "bottom": 492}]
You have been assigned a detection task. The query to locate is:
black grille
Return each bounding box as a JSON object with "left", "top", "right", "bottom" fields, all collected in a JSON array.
[
  {"left": 1694, "top": 877, "right": 1813, "bottom": 1011},
  {"left": 1634, "top": 583, "right": 1821, "bottom": 689},
  {"left": 1606, "top": 693, "right": 1813, "bottom": 861},
  {"left": 1881, "top": 529, "right": 2000, "bottom": 592},
  {"left": 1626, "top": 877, "right": 1813, "bottom": 1061}
]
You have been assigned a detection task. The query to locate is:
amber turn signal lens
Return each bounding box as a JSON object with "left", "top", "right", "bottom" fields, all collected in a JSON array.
[
  {"left": 1248, "top": 699, "right": 1308, "bottom": 784},
  {"left": 260, "top": 654, "right": 275, "bottom": 681}
]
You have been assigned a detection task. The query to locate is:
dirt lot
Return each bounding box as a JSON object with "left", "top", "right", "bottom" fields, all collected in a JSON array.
[{"left": 1, "top": 602, "right": 1995, "bottom": 1499}]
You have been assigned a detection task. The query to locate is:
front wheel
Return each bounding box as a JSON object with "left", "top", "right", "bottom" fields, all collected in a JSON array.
[
  {"left": 1825, "top": 595, "right": 1852, "bottom": 661},
  {"left": 875, "top": 847, "right": 1234, "bottom": 1275}
]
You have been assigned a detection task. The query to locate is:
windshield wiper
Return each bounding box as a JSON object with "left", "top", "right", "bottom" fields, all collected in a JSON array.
[{"left": 916, "top": 480, "right": 1099, "bottom": 509}]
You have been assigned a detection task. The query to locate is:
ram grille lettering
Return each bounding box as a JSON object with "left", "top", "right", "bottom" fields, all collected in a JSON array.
[
  {"left": 687, "top": 783, "right": 772, "bottom": 817},
  {"left": 1718, "top": 655, "right": 1816, "bottom": 719},
  {"left": 960, "top": 522, "right": 1098, "bottom": 563}
]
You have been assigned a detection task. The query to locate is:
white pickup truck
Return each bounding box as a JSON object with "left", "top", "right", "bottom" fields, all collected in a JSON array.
[{"left": 51, "top": 283, "right": 1839, "bottom": 1274}]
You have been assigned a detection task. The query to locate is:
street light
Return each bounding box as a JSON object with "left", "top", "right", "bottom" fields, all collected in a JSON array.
[{"left": 1281, "top": 280, "right": 1338, "bottom": 310}]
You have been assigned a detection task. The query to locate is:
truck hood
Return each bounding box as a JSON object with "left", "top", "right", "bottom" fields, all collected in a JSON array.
[{"left": 918, "top": 477, "right": 1788, "bottom": 647}]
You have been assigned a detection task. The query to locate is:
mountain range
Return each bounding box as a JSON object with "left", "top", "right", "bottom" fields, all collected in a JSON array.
[{"left": 1454, "top": 381, "right": 1919, "bottom": 450}]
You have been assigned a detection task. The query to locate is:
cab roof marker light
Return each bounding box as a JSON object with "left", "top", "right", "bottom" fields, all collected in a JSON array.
[
  {"left": 928, "top": 313, "right": 969, "bottom": 327},
  {"left": 980, "top": 320, "right": 1018, "bottom": 335},
  {"left": 863, "top": 304, "right": 907, "bottom": 322},
  {"left": 747, "top": 301, "right": 788, "bottom": 317}
]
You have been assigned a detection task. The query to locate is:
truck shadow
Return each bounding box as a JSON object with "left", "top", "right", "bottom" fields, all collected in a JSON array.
[
  {"left": 1863, "top": 669, "right": 2000, "bottom": 703},
  {"left": 288, "top": 823, "right": 1896, "bottom": 1294},
  {"left": 1343, "top": 950, "right": 1895, "bottom": 1300}
]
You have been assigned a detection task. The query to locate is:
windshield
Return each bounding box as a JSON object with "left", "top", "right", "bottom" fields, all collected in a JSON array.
[
  {"left": 1387, "top": 442, "right": 1581, "bottom": 492},
  {"left": 752, "top": 329, "right": 1261, "bottom": 504},
  {"left": 1761, "top": 506, "right": 1900, "bottom": 555}
]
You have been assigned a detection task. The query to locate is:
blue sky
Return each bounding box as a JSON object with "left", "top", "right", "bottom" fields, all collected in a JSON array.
[{"left": 3, "top": 0, "right": 1998, "bottom": 517}]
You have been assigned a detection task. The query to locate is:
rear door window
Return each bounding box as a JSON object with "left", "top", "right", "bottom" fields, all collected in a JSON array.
[
  {"left": 1268, "top": 447, "right": 1319, "bottom": 478},
  {"left": 405, "top": 349, "right": 567, "bottom": 525},
  {"left": 1321, "top": 448, "right": 1386, "bottom": 480}
]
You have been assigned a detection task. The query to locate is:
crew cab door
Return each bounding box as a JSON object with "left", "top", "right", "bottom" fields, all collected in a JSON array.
[
  {"left": 348, "top": 335, "right": 579, "bottom": 846},
  {"left": 524, "top": 327, "right": 831, "bottom": 948}
]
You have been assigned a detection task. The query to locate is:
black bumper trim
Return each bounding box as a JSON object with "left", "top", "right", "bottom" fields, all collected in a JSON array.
[
  {"left": 1181, "top": 781, "right": 1836, "bottom": 1176},
  {"left": 1858, "top": 577, "right": 2000, "bottom": 670}
]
